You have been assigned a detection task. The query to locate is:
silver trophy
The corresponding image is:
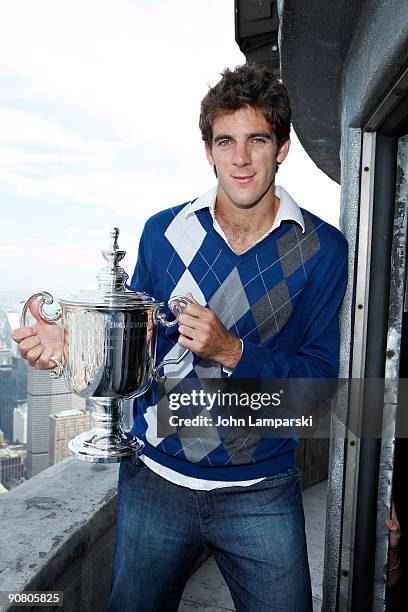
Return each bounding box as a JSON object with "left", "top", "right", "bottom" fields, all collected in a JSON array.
[{"left": 20, "top": 228, "right": 191, "bottom": 463}]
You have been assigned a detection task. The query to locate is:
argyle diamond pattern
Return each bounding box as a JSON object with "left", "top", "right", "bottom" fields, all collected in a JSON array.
[
  {"left": 208, "top": 266, "right": 251, "bottom": 331},
  {"left": 144, "top": 204, "right": 323, "bottom": 465},
  {"left": 164, "top": 207, "right": 206, "bottom": 267},
  {"left": 251, "top": 281, "right": 293, "bottom": 342},
  {"left": 277, "top": 214, "right": 320, "bottom": 278}
]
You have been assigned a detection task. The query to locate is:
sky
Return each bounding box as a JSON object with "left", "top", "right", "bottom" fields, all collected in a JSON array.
[{"left": 0, "top": 0, "right": 340, "bottom": 304}]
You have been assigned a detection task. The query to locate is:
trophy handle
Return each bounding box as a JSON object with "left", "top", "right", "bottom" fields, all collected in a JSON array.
[
  {"left": 152, "top": 295, "right": 194, "bottom": 382},
  {"left": 20, "top": 291, "right": 64, "bottom": 379}
]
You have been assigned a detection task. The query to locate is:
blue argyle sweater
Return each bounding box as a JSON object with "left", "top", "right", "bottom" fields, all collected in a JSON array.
[{"left": 129, "top": 192, "right": 348, "bottom": 480}]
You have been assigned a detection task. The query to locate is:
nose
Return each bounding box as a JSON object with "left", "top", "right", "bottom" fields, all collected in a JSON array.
[{"left": 232, "top": 142, "right": 251, "bottom": 167}]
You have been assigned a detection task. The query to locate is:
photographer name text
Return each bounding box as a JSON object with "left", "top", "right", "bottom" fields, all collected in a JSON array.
[{"left": 168, "top": 414, "right": 313, "bottom": 428}]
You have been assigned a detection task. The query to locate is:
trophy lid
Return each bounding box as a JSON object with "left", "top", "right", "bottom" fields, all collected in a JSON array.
[{"left": 60, "top": 228, "right": 162, "bottom": 309}]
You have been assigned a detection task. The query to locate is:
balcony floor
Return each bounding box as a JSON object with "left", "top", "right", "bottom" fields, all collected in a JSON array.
[{"left": 179, "top": 480, "right": 327, "bottom": 611}]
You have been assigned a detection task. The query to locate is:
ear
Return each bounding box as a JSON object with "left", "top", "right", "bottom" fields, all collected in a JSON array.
[
  {"left": 205, "top": 141, "right": 215, "bottom": 167},
  {"left": 276, "top": 137, "right": 291, "bottom": 164}
]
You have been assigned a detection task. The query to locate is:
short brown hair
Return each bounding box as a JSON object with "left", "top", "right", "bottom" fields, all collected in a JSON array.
[{"left": 199, "top": 64, "right": 291, "bottom": 147}]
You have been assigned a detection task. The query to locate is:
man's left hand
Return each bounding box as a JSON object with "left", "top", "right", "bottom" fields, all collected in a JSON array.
[{"left": 178, "top": 293, "right": 242, "bottom": 370}]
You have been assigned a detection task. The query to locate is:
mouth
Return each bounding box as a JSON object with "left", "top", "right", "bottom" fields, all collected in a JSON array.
[{"left": 232, "top": 175, "right": 255, "bottom": 184}]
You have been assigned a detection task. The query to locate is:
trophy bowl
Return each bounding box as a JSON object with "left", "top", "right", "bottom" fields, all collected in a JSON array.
[{"left": 20, "top": 228, "right": 191, "bottom": 463}]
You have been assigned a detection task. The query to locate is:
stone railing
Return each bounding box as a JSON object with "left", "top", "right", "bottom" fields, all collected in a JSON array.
[{"left": 0, "top": 458, "right": 119, "bottom": 612}]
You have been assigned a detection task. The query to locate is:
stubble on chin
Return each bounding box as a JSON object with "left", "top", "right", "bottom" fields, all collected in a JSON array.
[{"left": 217, "top": 178, "right": 276, "bottom": 211}]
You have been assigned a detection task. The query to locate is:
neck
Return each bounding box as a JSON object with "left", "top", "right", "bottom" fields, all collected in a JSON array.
[{"left": 214, "top": 184, "right": 279, "bottom": 233}]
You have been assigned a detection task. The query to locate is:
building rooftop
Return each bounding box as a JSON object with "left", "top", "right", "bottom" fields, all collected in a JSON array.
[
  {"left": 50, "top": 408, "right": 88, "bottom": 419},
  {"left": 0, "top": 445, "right": 26, "bottom": 460},
  {"left": 15, "top": 402, "right": 27, "bottom": 413}
]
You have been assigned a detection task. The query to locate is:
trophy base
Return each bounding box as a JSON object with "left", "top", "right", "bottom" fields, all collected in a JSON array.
[{"left": 68, "top": 429, "right": 144, "bottom": 463}]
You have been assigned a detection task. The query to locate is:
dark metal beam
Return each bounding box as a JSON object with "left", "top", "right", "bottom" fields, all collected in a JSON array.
[{"left": 235, "top": 0, "right": 280, "bottom": 76}]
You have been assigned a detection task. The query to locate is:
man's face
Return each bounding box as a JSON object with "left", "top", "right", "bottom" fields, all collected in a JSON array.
[{"left": 205, "top": 106, "right": 290, "bottom": 209}]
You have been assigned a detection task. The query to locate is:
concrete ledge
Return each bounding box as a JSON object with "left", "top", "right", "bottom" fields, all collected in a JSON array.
[{"left": 0, "top": 458, "right": 119, "bottom": 612}]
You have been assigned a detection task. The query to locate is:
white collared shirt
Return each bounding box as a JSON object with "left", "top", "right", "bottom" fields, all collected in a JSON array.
[{"left": 185, "top": 184, "right": 305, "bottom": 253}]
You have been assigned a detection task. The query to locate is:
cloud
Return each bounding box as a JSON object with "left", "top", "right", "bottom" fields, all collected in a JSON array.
[
  {"left": 0, "top": 108, "right": 89, "bottom": 150},
  {"left": 0, "top": 1, "right": 242, "bottom": 146},
  {"left": 0, "top": 164, "right": 212, "bottom": 216},
  {"left": 0, "top": 1, "right": 243, "bottom": 230},
  {"left": 0, "top": 245, "right": 19, "bottom": 255},
  {"left": 0, "top": 0, "right": 340, "bottom": 297},
  {"left": 0, "top": 223, "right": 143, "bottom": 298}
]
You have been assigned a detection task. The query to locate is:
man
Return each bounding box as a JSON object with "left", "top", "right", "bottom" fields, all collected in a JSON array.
[{"left": 12, "top": 64, "right": 348, "bottom": 611}]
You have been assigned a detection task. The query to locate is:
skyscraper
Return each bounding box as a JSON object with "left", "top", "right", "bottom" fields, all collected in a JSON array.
[
  {"left": 0, "top": 348, "right": 16, "bottom": 442},
  {"left": 0, "top": 444, "right": 26, "bottom": 489},
  {"left": 27, "top": 368, "right": 86, "bottom": 477},
  {"left": 49, "top": 407, "right": 91, "bottom": 465},
  {"left": 5, "top": 311, "right": 21, "bottom": 358},
  {"left": 12, "top": 356, "right": 28, "bottom": 403},
  {"left": 0, "top": 309, "right": 12, "bottom": 350},
  {"left": 13, "top": 403, "right": 27, "bottom": 444}
]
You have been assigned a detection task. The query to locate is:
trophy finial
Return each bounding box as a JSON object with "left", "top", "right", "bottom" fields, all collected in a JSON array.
[
  {"left": 103, "top": 228, "right": 125, "bottom": 264},
  {"left": 111, "top": 227, "right": 120, "bottom": 247},
  {"left": 97, "top": 227, "right": 129, "bottom": 292}
]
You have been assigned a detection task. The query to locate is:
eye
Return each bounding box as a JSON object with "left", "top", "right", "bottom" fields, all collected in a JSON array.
[
  {"left": 217, "top": 139, "right": 231, "bottom": 147},
  {"left": 251, "top": 137, "right": 266, "bottom": 144}
]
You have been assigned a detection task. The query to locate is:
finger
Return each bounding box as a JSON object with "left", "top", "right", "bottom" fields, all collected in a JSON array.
[
  {"left": 178, "top": 313, "right": 205, "bottom": 328},
  {"left": 178, "top": 334, "right": 206, "bottom": 356},
  {"left": 178, "top": 334, "right": 196, "bottom": 351},
  {"left": 37, "top": 347, "right": 55, "bottom": 370},
  {"left": 186, "top": 292, "right": 198, "bottom": 303},
  {"left": 385, "top": 517, "right": 400, "bottom": 532},
  {"left": 19, "top": 335, "right": 41, "bottom": 357},
  {"left": 28, "top": 299, "right": 55, "bottom": 327},
  {"left": 29, "top": 298, "right": 42, "bottom": 322},
  {"left": 11, "top": 327, "right": 36, "bottom": 342},
  {"left": 26, "top": 344, "right": 45, "bottom": 366},
  {"left": 178, "top": 325, "right": 195, "bottom": 339},
  {"left": 183, "top": 303, "right": 208, "bottom": 317}
]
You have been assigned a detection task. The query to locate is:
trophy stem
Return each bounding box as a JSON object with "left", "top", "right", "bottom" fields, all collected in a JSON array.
[{"left": 68, "top": 398, "right": 144, "bottom": 463}]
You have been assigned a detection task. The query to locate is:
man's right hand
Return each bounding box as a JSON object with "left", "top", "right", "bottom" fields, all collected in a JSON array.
[{"left": 11, "top": 299, "right": 62, "bottom": 370}]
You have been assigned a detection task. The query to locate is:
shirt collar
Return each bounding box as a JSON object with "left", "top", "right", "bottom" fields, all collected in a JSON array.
[{"left": 184, "top": 184, "right": 305, "bottom": 234}]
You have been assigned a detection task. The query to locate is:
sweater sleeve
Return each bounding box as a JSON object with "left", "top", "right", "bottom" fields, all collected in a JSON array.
[
  {"left": 230, "top": 235, "right": 348, "bottom": 380},
  {"left": 129, "top": 224, "right": 154, "bottom": 295}
]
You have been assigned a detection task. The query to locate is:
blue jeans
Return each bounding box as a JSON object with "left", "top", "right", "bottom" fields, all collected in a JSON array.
[{"left": 107, "top": 459, "right": 312, "bottom": 612}]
